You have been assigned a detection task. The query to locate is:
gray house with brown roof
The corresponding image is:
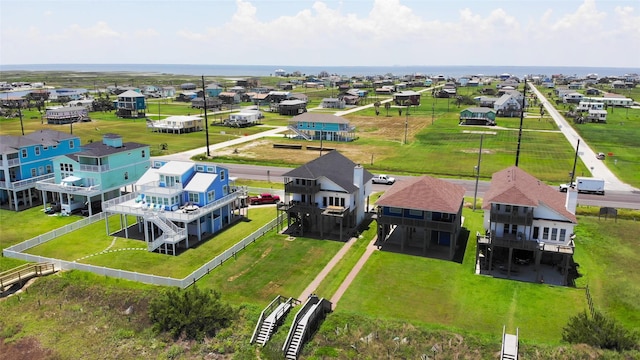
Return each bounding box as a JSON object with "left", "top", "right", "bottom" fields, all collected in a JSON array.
[
  {"left": 375, "top": 176, "right": 465, "bottom": 260},
  {"left": 477, "top": 166, "right": 578, "bottom": 285},
  {"left": 278, "top": 151, "right": 373, "bottom": 241}
]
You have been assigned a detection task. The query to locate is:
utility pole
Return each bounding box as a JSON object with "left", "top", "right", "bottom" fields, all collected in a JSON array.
[
  {"left": 18, "top": 106, "right": 24, "bottom": 135},
  {"left": 473, "top": 134, "right": 484, "bottom": 211},
  {"left": 201, "top": 75, "right": 211, "bottom": 157},
  {"left": 515, "top": 78, "right": 527, "bottom": 166},
  {"left": 570, "top": 139, "right": 580, "bottom": 184}
]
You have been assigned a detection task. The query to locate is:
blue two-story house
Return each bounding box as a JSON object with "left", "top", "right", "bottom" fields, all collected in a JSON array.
[
  {"left": 101, "top": 160, "right": 247, "bottom": 255},
  {"left": 36, "top": 134, "right": 150, "bottom": 215},
  {"left": 288, "top": 113, "right": 356, "bottom": 142},
  {"left": 375, "top": 175, "right": 465, "bottom": 260},
  {"left": 115, "top": 90, "right": 146, "bottom": 118},
  {"left": 0, "top": 130, "right": 81, "bottom": 211}
]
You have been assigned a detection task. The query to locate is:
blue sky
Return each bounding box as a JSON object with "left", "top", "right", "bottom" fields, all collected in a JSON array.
[{"left": 1, "top": 0, "right": 639, "bottom": 67}]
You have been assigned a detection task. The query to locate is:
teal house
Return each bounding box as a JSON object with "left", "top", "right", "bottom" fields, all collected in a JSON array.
[
  {"left": 116, "top": 90, "right": 146, "bottom": 118},
  {"left": 0, "top": 130, "right": 81, "bottom": 211},
  {"left": 459, "top": 107, "right": 497, "bottom": 126},
  {"left": 36, "top": 134, "right": 150, "bottom": 215},
  {"left": 288, "top": 113, "right": 356, "bottom": 142}
]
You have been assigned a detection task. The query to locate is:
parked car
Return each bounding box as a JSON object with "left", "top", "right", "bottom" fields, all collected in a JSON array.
[
  {"left": 44, "top": 202, "right": 61, "bottom": 214},
  {"left": 596, "top": 152, "right": 605, "bottom": 160},
  {"left": 372, "top": 174, "right": 396, "bottom": 185},
  {"left": 248, "top": 193, "right": 280, "bottom": 205}
]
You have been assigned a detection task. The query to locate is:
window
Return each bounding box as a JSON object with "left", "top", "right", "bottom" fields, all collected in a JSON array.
[
  {"left": 31, "top": 168, "right": 37, "bottom": 177},
  {"left": 505, "top": 205, "right": 511, "bottom": 212},
  {"left": 21, "top": 149, "right": 27, "bottom": 158},
  {"left": 389, "top": 207, "right": 402, "bottom": 214},
  {"left": 189, "top": 192, "right": 199, "bottom": 203},
  {"left": 409, "top": 209, "right": 423, "bottom": 217},
  {"left": 160, "top": 174, "right": 165, "bottom": 183},
  {"left": 503, "top": 223, "right": 510, "bottom": 235},
  {"left": 207, "top": 190, "right": 215, "bottom": 202},
  {"left": 207, "top": 166, "right": 214, "bottom": 173},
  {"left": 35, "top": 147, "right": 41, "bottom": 156},
  {"left": 495, "top": 204, "right": 501, "bottom": 211},
  {"left": 142, "top": 150, "right": 146, "bottom": 158},
  {"left": 124, "top": 172, "right": 129, "bottom": 180},
  {"left": 551, "top": 228, "right": 558, "bottom": 241},
  {"left": 512, "top": 206, "right": 519, "bottom": 213},
  {"left": 220, "top": 170, "right": 225, "bottom": 181},
  {"left": 196, "top": 165, "right": 204, "bottom": 172},
  {"left": 542, "top": 227, "right": 549, "bottom": 240},
  {"left": 340, "top": 198, "right": 345, "bottom": 207},
  {"left": 69, "top": 140, "right": 74, "bottom": 149},
  {"left": 38, "top": 166, "right": 44, "bottom": 175},
  {"left": 559, "top": 229, "right": 567, "bottom": 242},
  {"left": 46, "top": 165, "right": 52, "bottom": 173},
  {"left": 323, "top": 197, "right": 327, "bottom": 207}
]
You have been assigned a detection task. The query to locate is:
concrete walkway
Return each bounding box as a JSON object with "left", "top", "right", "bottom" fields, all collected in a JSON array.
[
  {"left": 528, "top": 82, "right": 637, "bottom": 192},
  {"left": 329, "top": 236, "right": 378, "bottom": 310}
]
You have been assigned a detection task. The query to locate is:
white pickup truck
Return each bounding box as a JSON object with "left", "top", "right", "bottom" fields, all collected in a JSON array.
[{"left": 372, "top": 174, "right": 396, "bottom": 185}]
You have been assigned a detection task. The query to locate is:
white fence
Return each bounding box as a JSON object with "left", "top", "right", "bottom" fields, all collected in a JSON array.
[{"left": 3, "top": 213, "right": 282, "bottom": 289}]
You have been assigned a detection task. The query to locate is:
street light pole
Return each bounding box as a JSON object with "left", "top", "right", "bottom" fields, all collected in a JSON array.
[{"left": 473, "top": 134, "right": 484, "bottom": 211}]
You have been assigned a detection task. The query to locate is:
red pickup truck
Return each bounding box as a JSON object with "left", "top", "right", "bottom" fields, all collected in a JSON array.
[{"left": 248, "top": 193, "right": 281, "bottom": 205}]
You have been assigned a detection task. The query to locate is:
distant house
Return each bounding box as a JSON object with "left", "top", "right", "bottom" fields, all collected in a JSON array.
[
  {"left": 585, "top": 88, "right": 600, "bottom": 96},
  {"left": 160, "top": 86, "right": 176, "bottom": 98},
  {"left": 116, "top": 90, "right": 146, "bottom": 118},
  {"left": 218, "top": 92, "right": 241, "bottom": 104},
  {"left": 66, "top": 99, "right": 95, "bottom": 112},
  {"left": 375, "top": 176, "right": 465, "bottom": 260},
  {"left": 277, "top": 99, "right": 307, "bottom": 116},
  {"left": 494, "top": 93, "right": 522, "bottom": 117},
  {"left": 147, "top": 116, "right": 203, "bottom": 134},
  {"left": 459, "top": 107, "right": 496, "bottom": 126},
  {"left": 101, "top": 160, "right": 246, "bottom": 255},
  {"left": 45, "top": 106, "right": 89, "bottom": 125},
  {"left": 393, "top": 90, "right": 421, "bottom": 106},
  {"left": 288, "top": 113, "right": 356, "bottom": 142},
  {"left": 278, "top": 151, "right": 373, "bottom": 241},
  {"left": 191, "top": 97, "right": 222, "bottom": 109},
  {"left": 180, "top": 83, "right": 197, "bottom": 90},
  {"left": 576, "top": 101, "right": 605, "bottom": 112},
  {"left": 226, "top": 110, "right": 262, "bottom": 127},
  {"left": 477, "top": 166, "right": 578, "bottom": 286},
  {"left": 274, "top": 69, "right": 286, "bottom": 76},
  {"left": 586, "top": 109, "right": 608, "bottom": 123},
  {"left": 475, "top": 96, "right": 499, "bottom": 108},
  {"left": 267, "top": 91, "right": 291, "bottom": 104},
  {"left": 205, "top": 84, "right": 223, "bottom": 98},
  {"left": 320, "top": 98, "right": 345, "bottom": 109},
  {"left": 1, "top": 130, "right": 81, "bottom": 211},
  {"left": 36, "top": 134, "right": 150, "bottom": 215},
  {"left": 563, "top": 92, "right": 584, "bottom": 104}
]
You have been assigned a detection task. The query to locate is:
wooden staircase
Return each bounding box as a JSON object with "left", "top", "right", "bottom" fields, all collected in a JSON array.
[
  {"left": 1, "top": 263, "right": 56, "bottom": 293},
  {"left": 282, "top": 295, "right": 332, "bottom": 360},
  {"left": 251, "top": 295, "right": 300, "bottom": 346}
]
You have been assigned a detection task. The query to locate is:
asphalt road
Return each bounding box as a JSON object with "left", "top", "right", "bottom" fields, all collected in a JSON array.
[{"left": 220, "top": 163, "right": 640, "bottom": 210}]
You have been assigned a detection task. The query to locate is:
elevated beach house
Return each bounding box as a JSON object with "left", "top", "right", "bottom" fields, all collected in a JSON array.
[
  {"left": 102, "top": 160, "right": 247, "bottom": 255},
  {"left": 459, "top": 107, "right": 496, "bottom": 126},
  {"left": 278, "top": 151, "right": 373, "bottom": 241},
  {"left": 115, "top": 90, "right": 146, "bottom": 118},
  {"left": 147, "top": 115, "right": 203, "bottom": 134},
  {"left": 36, "top": 134, "right": 150, "bottom": 215},
  {"left": 375, "top": 176, "right": 465, "bottom": 260},
  {"left": 1, "top": 130, "right": 81, "bottom": 211},
  {"left": 477, "top": 166, "right": 578, "bottom": 285},
  {"left": 288, "top": 113, "right": 356, "bottom": 142}
]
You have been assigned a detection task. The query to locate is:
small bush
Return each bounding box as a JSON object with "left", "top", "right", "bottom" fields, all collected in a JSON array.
[
  {"left": 148, "top": 286, "right": 237, "bottom": 341},
  {"left": 562, "top": 310, "right": 639, "bottom": 351}
]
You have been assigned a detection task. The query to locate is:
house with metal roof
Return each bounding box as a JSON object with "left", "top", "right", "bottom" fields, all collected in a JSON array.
[
  {"left": 278, "top": 151, "right": 373, "bottom": 241},
  {"left": 115, "top": 90, "right": 146, "bottom": 118},
  {"left": 459, "top": 107, "right": 497, "bottom": 126},
  {"left": 101, "top": 160, "right": 246, "bottom": 255},
  {"left": 477, "top": 166, "right": 578, "bottom": 286},
  {"left": 375, "top": 176, "right": 465, "bottom": 260},
  {"left": 0, "top": 130, "right": 81, "bottom": 211},
  {"left": 45, "top": 106, "right": 89, "bottom": 125},
  {"left": 36, "top": 134, "right": 150, "bottom": 215}
]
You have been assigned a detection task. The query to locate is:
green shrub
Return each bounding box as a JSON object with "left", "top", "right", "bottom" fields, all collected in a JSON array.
[
  {"left": 562, "top": 310, "right": 639, "bottom": 351},
  {"left": 148, "top": 286, "right": 238, "bottom": 341}
]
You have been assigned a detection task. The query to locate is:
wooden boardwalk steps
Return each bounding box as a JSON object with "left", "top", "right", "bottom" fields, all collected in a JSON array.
[{"left": 0, "top": 263, "right": 56, "bottom": 293}]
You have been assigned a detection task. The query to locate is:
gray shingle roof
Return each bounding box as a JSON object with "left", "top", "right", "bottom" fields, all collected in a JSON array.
[{"left": 283, "top": 150, "right": 373, "bottom": 193}]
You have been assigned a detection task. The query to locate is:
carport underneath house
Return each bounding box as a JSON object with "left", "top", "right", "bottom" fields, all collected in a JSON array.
[{"left": 476, "top": 232, "right": 576, "bottom": 286}]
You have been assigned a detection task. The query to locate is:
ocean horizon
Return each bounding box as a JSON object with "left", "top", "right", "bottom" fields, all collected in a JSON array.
[{"left": 1, "top": 63, "right": 639, "bottom": 79}]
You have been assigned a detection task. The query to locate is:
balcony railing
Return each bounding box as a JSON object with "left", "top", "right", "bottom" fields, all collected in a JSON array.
[
  {"left": 36, "top": 177, "right": 102, "bottom": 195},
  {"left": 0, "top": 157, "right": 20, "bottom": 167},
  {"left": 284, "top": 181, "right": 321, "bottom": 194},
  {"left": 490, "top": 211, "right": 534, "bottom": 226},
  {"left": 1, "top": 174, "right": 54, "bottom": 190},
  {"left": 377, "top": 215, "right": 457, "bottom": 232},
  {"left": 476, "top": 231, "right": 574, "bottom": 254},
  {"left": 278, "top": 201, "right": 322, "bottom": 214},
  {"left": 79, "top": 164, "right": 110, "bottom": 172}
]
